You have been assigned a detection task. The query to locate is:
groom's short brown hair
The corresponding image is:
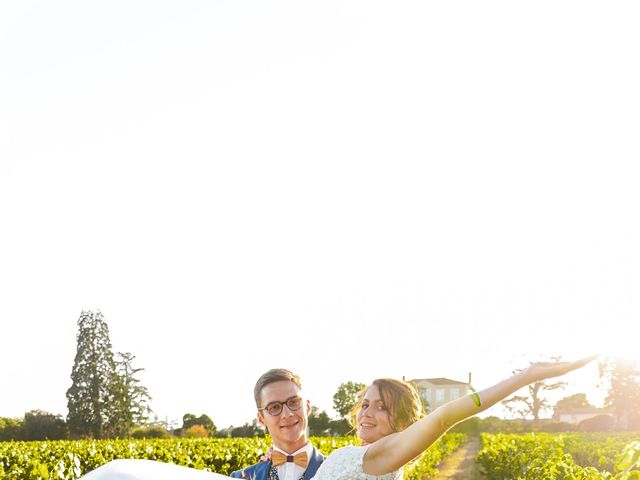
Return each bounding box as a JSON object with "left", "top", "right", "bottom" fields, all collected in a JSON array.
[{"left": 254, "top": 368, "right": 302, "bottom": 408}]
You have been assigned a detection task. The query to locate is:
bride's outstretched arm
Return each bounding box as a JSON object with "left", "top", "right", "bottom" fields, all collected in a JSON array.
[{"left": 362, "top": 355, "right": 596, "bottom": 476}]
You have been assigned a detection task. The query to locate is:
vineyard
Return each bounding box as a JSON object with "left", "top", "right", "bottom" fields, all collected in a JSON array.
[
  {"left": 0, "top": 433, "right": 466, "bottom": 480},
  {"left": 477, "top": 433, "right": 640, "bottom": 480},
  {"left": 2, "top": 432, "right": 639, "bottom": 480}
]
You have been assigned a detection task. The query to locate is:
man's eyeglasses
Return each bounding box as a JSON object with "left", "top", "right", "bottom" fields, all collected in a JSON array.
[{"left": 259, "top": 396, "right": 303, "bottom": 416}]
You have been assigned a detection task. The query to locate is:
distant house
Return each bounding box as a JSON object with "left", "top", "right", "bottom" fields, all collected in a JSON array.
[
  {"left": 409, "top": 374, "right": 472, "bottom": 411},
  {"left": 553, "top": 407, "right": 614, "bottom": 425}
]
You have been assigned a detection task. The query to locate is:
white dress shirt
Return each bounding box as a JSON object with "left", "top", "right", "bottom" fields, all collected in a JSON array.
[{"left": 272, "top": 442, "right": 313, "bottom": 480}]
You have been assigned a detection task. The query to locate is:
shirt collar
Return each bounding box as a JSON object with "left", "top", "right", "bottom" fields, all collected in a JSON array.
[{"left": 272, "top": 441, "right": 311, "bottom": 457}]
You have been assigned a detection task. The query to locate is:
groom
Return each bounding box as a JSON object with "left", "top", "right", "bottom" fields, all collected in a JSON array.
[{"left": 230, "top": 368, "right": 325, "bottom": 480}]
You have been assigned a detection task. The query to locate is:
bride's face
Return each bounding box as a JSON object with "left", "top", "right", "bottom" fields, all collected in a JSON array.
[{"left": 356, "top": 385, "right": 395, "bottom": 444}]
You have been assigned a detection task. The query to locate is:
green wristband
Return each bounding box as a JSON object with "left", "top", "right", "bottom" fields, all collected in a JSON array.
[{"left": 469, "top": 385, "right": 481, "bottom": 407}]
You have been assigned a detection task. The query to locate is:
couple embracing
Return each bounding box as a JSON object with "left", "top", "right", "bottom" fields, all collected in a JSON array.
[
  {"left": 231, "top": 368, "right": 422, "bottom": 480},
  {"left": 81, "top": 357, "right": 595, "bottom": 480}
]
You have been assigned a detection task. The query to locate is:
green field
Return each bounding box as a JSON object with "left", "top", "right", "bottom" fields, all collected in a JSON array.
[
  {"left": 0, "top": 433, "right": 466, "bottom": 480},
  {"left": 3, "top": 432, "right": 639, "bottom": 480},
  {"left": 477, "top": 432, "right": 640, "bottom": 480}
]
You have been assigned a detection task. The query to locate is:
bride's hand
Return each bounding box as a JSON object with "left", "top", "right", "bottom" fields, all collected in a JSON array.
[{"left": 523, "top": 355, "right": 597, "bottom": 383}]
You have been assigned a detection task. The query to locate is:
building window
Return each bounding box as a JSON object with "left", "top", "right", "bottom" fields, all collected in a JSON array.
[
  {"left": 436, "top": 389, "right": 445, "bottom": 403},
  {"left": 450, "top": 388, "right": 460, "bottom": 400}
]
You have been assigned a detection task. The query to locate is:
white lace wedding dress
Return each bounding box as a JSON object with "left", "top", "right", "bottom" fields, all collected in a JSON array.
[
  {"left": 312, "top": 445, "right": 403, "bottom": 480},
  {"left": 79, "top": 445, "right": 403, "bottom": 480}
]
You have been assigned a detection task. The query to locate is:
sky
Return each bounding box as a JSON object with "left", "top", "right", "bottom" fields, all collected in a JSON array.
[{"left": 1, "top": 1, "right": 638, "bottom": 430}]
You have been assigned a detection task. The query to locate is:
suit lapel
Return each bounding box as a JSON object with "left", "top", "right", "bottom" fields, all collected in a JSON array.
[
  {"left": 244, "top": 462, "right": 273, "bottom": 480},
  {"left": 303, "top": 446, "right": 325, "bottom": 479}
]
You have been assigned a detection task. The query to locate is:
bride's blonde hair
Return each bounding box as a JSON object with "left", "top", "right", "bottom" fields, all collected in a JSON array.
[{"left": 350, "top": 378, "right": 425, "bottom": 433}]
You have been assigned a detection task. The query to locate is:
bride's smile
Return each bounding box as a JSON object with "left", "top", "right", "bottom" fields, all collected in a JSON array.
[{"left": 356, "top": 385, "right": 394, "bottom": 444}]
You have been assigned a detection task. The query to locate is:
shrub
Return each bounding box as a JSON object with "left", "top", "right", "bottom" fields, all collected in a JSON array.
[
  {"left": 0, "top": 417, "right": 23, "bottom": 441},
  {"left": 579, "top": 415, "right": 615, "bottom": 432},
  {"left": 130, "top": 426, "right": 172, "bottom": 438},
  {"left": 183, "top": 424, "right": 209, "bottom": 438}
]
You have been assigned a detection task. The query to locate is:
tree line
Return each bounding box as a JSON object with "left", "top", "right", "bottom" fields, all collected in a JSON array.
[
  {"left": 2, "top": 310, "right": 639, "bottom": 441},
  {"left": 0, "top": 310, "right": 363, "bottom": 441}
]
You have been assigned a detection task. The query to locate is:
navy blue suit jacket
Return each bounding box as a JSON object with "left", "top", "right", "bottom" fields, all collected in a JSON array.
[{"left": 230, "top": 446, "right": 324, "bottom": 480}]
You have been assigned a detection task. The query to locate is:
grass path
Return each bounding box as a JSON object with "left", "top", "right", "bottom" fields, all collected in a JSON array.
[{"left": 431, "top": 437, "right": 485, "bottom": 480}]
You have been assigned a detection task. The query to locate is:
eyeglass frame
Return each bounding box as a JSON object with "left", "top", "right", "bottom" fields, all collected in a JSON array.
[{"left": 258, "top": 395, "right": 304, "bottom": 416}]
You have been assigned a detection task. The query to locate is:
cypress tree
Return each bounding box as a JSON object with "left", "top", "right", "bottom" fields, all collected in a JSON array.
[{"left": 66, "top": 310, "right": 119, "bottom": 438}]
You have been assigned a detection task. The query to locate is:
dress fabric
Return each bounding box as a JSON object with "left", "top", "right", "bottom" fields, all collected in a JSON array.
[
  {"left": 79, "top": 459, "right": 231, "bottom": 480},
  {"left": 311, "top": 446, "right": 403, "bottom": 480},
  {"left": 78, "top": 446, "right": 402, "bottom": 480}
]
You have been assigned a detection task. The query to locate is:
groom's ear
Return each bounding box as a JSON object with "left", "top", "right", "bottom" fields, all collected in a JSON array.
[
  {"left": 305, "top": 399, "right": 311, "bottom": 416},
  {"left": 257, "top": 411, "right": 266, "bottom": 428}
]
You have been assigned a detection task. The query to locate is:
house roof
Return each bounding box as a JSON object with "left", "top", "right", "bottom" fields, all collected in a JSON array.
[{"left": 410, "top": 377, "right": 469, "bottom": 386}]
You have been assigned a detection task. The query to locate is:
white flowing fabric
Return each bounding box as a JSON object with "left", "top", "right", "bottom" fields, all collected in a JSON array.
[{"left": 79, "top": 459, "right": 232, "bottom": 480}]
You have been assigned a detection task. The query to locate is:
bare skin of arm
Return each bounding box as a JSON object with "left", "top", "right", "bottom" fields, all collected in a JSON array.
[{"left": 362, "top": 356, "right": 596, "bottom": 476}]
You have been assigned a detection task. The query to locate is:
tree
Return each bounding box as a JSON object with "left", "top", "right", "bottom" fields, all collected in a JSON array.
[
  {"left": 553, "top": 393, "right": 593, "bottom": 417},
  {"left": 578, "top": 414, "right": 614, "bottom": 432},
  {"left": 0, "top": 417, "right": 23, "bottom": 441},
  {"left": 328, "top": 418, "right": 353, "bottom": 436},
  {"left": 66, "top": 310, "right": 151, "bottom": 438},
  {"left": 21, "top": 410, "right": 68, "bottom": 440},
  {"left": 66, "top": 310, "right": 120, "bottom": 438},
  {"left": 502, "top": 358, "right": 567, "bottom": 424},
  {"left": 599, "top": 357, "right": 640, "bottom": 430},
  {"left": 184, "top": 424, "right": 210, "bottom": 438},
  {"left": 180, "top": 413, "right": 217, "bottom": 437},
  {"left": 107, "top": 352, "right": 153, "bottom": 436},
  {"left": 105, "top": 361, "right": 131, "bottom": 438},
  {"left": 308, "top": 406, "right": 332, "bottom": 436},
  {"left": 332, "top": 381, "right": 366, "bottom": 419},
  {"left": 229, "top": 419, "right": 264, "bottom": 438},
  {"left": 130, "top": 425, "right": 172, "bottom": 438}
]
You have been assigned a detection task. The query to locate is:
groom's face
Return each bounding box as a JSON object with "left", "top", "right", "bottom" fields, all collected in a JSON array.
[{"left": 257, "top": 380, "right": 310, "bottom": 452}]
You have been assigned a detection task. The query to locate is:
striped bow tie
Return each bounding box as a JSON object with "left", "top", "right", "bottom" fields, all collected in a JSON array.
[{"left": 271, "top": 451, "right": 308, "bottom": 468}]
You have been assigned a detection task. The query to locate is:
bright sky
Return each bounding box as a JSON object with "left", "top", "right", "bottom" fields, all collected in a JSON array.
[{"left": 1, "top": 1, "right": 638, "bottom": 430}]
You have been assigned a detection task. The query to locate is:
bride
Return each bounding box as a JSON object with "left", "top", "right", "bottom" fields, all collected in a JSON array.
[{"left": 80, "top": 356, "right": 595, "bottom": 480}]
